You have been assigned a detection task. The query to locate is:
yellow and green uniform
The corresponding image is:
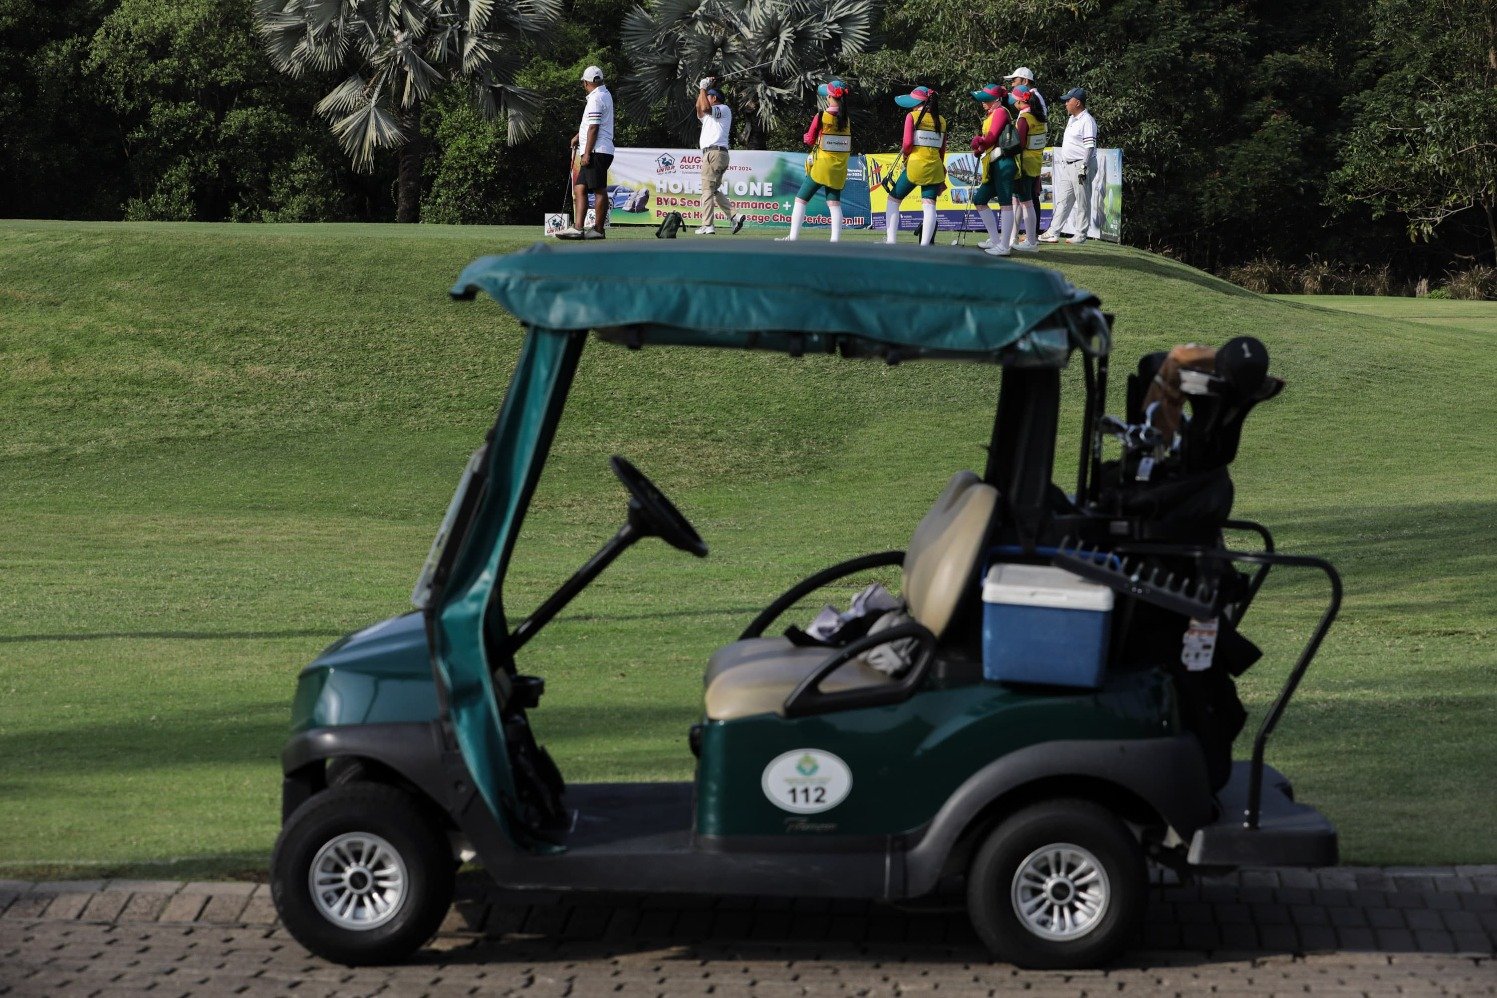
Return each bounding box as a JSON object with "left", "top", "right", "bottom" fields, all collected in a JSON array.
[
  {"left": 971, "top": 106, "right": 1016, "bottom": 205},
  {"left": 808, "top": 109, "right": 852, "bottom": 189},
  {"left": 905, "top": 111, "right": 947, "bottom": 185},
  {"left": 1018, "top": 109, "right": 1047, "bottom": 178},
  {"left": 891, "top": 110, "right": 947, "bottom": 200}
]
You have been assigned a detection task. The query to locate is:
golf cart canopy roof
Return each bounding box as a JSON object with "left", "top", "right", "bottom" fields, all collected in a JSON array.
[{"left": 452, "top": 242, "right": 1108, "bottom": 367}]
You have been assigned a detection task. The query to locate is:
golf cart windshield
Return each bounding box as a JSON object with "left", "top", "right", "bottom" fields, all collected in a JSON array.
[
  {"left": 411, "top": 445, "right": 488, "bottom": 611},
  {"left": 436, "top": 242, "right": 1110, "bottom": 844}
]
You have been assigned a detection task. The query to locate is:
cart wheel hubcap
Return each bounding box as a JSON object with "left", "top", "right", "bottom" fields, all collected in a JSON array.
[
  {"left": 1010, "top": 843, "right": 1110, "bottom": 941},
  {"left": 309, "top": 832, "right": 407, "bottom": 931}
]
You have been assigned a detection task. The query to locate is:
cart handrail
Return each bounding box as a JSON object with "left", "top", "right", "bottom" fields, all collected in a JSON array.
[
  {"left": 1109, "top": 543, "right": 1342, "bottom": 830},
  {"left": 1220, "top": 519, "right": 1275, "bottom": 624},
  {"left": 782, "top": 619, "right": 938, "bottom": 718},
  {"left": 739, "top": 550, "right": 905, "bottom": 640}
]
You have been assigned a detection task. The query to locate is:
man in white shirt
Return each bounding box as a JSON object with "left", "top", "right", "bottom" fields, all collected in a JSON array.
[
  {"left": 561, "top": 65, "right": 615, "bottom": 240},
  {"left": 1041, "top": 87, "right": 1098, "bottom": 245},
  {"left": 694, "top": 79, "right": 746, "bottom": 235}
]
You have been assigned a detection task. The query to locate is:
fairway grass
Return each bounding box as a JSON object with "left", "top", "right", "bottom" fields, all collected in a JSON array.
[{"left": 0, "top": 221, "right": 1492, "bottom": 878}]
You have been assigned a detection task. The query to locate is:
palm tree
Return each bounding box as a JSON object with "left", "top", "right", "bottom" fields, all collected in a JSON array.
[
  {"left": 253, "top": 0, "right": 561, "bottom": 222},
  {"left": 622, "top": 0, "right": 876, "bottom": 149}
]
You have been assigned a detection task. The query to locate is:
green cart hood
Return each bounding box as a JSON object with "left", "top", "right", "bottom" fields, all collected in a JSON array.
[
  {"left": 452, "top": 242, "right": 1107, "bottom": 367},
  {"left": 436, "top": 242, "right": 1108, "bottom": 847}
]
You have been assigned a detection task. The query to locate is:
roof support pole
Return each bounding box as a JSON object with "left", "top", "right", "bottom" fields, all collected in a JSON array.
[{"left": 985, "top": 367, "right": 1060, "bottom": 547}]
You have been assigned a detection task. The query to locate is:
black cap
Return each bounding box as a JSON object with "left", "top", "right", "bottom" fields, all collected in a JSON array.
[{"left": 1216, "top": 337, "right": 1269, "bottom": 397}]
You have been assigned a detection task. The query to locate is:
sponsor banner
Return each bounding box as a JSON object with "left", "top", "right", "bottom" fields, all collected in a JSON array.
[
  {"left": 865, "top": 149, "right": 1122, "bottom": 239},
  {"left": 598, "top": 148, "right": 873, "bottom": 230},
  {"left": 543, "top": 146, "right": 1121, "bottom": 238}
]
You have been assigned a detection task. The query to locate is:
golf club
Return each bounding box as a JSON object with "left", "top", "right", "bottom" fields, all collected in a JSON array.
[{"left": 558, "top": 153, "right": 581, "bottom": 239}]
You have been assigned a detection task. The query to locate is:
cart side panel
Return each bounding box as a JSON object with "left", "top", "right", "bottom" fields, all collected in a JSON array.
[{"left": 695, "top": 668, "right": 1179, "bottom": 839}]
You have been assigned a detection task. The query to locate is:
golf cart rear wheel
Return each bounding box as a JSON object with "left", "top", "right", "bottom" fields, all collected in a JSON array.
[
  {"left": 966, "top": 799, "right": 1145, "bottom": 969},
  {"left": 272, "top": 783, "right": 454, "bottom": 966}
]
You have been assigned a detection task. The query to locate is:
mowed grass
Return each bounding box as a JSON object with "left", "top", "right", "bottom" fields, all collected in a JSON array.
[
  {"left": 1270, "top": 294, "right": 1497, "bottom": 333},
  {"left": 0, "top": 220, "right": 1492, "bottom": 878}
]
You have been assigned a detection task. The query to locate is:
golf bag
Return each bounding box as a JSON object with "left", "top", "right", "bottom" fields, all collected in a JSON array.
[
  {"left": 656, "top": 211, "right": 685, "bottom": 239},
  {"left": 1096, "top": 337, "right": 1280, "bottom": 788}
]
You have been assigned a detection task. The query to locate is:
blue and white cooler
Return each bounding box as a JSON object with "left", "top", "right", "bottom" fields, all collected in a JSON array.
[{"left": 982, "top": 564, "right": 1115, "bottom": 689}]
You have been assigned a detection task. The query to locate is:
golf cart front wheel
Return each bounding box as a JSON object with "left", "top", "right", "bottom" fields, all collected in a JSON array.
[
  {"left": 271, "top": 783, "right": 455, "bottom": 966},
  {"left": 966, "top": 799, "right": 1145, "bottom": 969}
]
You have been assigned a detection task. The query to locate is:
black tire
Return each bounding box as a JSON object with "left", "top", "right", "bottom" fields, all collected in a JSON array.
[
  {"left": 966, "top": 799, "right": 1146, "bottom": 969},
  {"left": 271, "top": 783, "right": 455, "bottom": 966}
]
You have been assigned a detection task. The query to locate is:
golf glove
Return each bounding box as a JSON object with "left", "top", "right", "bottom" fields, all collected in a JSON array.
[
  {"left": 699, "top": 77, "right": 715, "bottom": 90},
  {"left": 1078, "top": 168, "right": 1087, "bottom": 182}
]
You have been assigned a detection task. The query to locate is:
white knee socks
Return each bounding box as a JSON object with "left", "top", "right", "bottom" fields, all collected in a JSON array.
[
  {"left": 978, "top": 207, "right": 999, "bottom": 243},
  {"left": 787, "top": 199, "right": 806, "bottom": 240},
  {"left": 999, "top": 206, "right": 1014, "bottom": 249},
  {"left": 829, "top": 201, "right": 843, "bottom": 242},
  {"left": 920, "top": 200, "right": 937, "bottom": 245},
  {"left": 885, "top": 201, "right": 901, "bottom": 243},
  {"left": 1020, "top": 201, "right": 1037, "bottom": 244}
]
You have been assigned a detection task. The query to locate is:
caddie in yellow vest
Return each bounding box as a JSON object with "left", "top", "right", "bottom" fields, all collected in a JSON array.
[
  {"left": 1010, "top": 85, "right": 1047, "bottom": 252},
  {"left": 884, "top": 86, "right": 947, "bottom": 246},
  {"left": 778, "top": 80, "right": 852, "bottom": 243},
  {"left": 967, "top": 82, "right": 1019, "bottom": 256}
]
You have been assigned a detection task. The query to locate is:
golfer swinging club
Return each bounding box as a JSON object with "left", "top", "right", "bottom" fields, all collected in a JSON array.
[
  {"left": 694, "top": 78, "right": 747, "bottom": 235},
  {"left": 778, "top": 79, "right": 851, "bottom": 242},
  {"left": 884, "top": 86, "right": 947, "bottom": 246},
  {"left": 561, "top": 65, "right": 614, "bottom": 240}
]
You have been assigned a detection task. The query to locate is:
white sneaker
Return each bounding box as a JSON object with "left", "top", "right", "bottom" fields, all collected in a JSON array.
[
  {"left": 775, "top": 235, "right": 795, "bottom": 242},
  {"left": 731, "top": 214, "right": 747, "bottom": 234},
  {"left": 582, "top": 229, "right": 605, "bottom": 240},
  {"left": 984, "top": 244, "right": 1011, "bottom": 257},
  {"left": 556, "top": 225, "right": 584, "bottom": 239},
  {"left": 977, "top": 238, "right": 994, "bottom": 249},
  {"left": 696, "top": 225, "right": 716, "bottom": 235},
  {"left": 1067, "top": 234, "right": 1087, "bottom": 245},
  {"left": 1012, "top": 240, "right": 1039, "bottom": 252},
  {"left": 1038, "top": 233, "right": 1060, "bottom": 243}
]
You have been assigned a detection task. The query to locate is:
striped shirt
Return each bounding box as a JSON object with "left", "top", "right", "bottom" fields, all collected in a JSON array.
[
  {"left": 1059, "top": 109, "right": 1097, "bottom": 163},
  {"left": 578, "top": 86, "right": 615, "bottom": 155}
]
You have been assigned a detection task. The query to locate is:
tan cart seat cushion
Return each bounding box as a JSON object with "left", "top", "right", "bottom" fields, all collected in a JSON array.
[
  {"left": 703, "top": 638, "right": 894, "bottom": 721},
  {"left": 701, "top": 471, "right": 996, "bottom": 721}
]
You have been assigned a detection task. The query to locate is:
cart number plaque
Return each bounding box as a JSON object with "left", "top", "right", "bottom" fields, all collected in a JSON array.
[{"left": 761, "top": 749, "right": 852, "bottom": 814}]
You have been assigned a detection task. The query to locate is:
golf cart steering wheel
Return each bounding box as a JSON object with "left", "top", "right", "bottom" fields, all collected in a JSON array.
[{"left": 610, "top": 456, "right": 708, "bottom": 558}]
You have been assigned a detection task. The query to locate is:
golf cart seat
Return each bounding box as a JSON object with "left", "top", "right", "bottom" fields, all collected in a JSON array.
[{"left": 703, "top": 471, "right": 997, "bottom": 721}]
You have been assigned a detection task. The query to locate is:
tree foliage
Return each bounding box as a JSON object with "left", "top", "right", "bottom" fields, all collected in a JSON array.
[
  {"left": 1332, "top": 0, "right": 1497, "bottom": 260},
  {"left": 0, "top": 0, "right": 1489, "bottom": 285},
  {"left": 253, "top": 0, "right": 562, "bottom": 168},
  {"left": 622, "top": 0, "right": 877, "bottom": 147}
]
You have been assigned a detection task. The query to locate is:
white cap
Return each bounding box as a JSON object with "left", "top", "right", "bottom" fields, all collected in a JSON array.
[
  {"left": 1005, "top": 66, "right": 1035, "bottom": 81},
  {"left": 581, "top": 65, "right": 604, "bottom": 83}
]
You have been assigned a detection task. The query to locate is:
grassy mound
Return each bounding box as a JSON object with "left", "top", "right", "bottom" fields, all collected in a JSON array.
[{"left": 0, "top": 220, "right": 1491, "bottom": 876}]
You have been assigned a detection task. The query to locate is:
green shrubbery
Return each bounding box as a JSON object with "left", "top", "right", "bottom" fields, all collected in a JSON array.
[{"left": 0, "top": 0, "right": 1491, "bottom": 283}]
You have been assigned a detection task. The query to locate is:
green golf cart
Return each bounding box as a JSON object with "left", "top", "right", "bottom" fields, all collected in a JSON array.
[{"left": 271, "top": 242, "right": 1341, "bottom": 969}]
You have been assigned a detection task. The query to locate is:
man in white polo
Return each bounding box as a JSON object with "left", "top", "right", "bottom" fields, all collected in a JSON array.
[
  {"left": 560, "top": 65, "right": 615, "bottom": 240},
  {"left": 694, "top": 78, "right": 746, "bottom": 235},
  {"left": 1041, "top": 87, "right": 1098, "bottom": 245}
]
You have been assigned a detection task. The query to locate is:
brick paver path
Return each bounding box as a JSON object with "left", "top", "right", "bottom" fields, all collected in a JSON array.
[{"left": 2, "top": 868, "right": 1494, "bottom": 996}]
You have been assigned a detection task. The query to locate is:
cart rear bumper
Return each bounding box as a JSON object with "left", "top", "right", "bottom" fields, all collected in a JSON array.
[{"left": 1187, "top": 761, "right": 1337, "bottom": 868}]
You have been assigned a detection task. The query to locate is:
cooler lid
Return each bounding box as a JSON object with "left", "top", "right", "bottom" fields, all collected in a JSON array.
[{"left": 982, "top": 564, "right": 1115, "bottom": 611}]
